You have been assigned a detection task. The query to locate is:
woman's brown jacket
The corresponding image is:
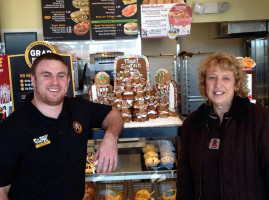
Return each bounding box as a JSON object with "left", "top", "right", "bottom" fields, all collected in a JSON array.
[{"left": 177, "top": 96, "right": 269, "bottom": 200}]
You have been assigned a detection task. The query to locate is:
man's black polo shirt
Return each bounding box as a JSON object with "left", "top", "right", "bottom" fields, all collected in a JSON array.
[{"left": 0, "top": 94, "right": 111, "bottom": 200}]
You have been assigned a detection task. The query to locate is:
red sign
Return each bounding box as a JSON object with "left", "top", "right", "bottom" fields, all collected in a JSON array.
[{"left": 0, "top": 55, "right": 10, "bottom": 120}]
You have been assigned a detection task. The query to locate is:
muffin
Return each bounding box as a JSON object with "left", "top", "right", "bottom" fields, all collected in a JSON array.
[
  {"left": 162, "top": 189, "right": 176, "bottom": 200},
  {"left": 105, "top": 189, "right": 123, "bottom": 200},
  {"left": 145, "top": 156, "right": 160, "bottom": 167},
  {"left": 160, "top": 155, "right": 175, "bottom": 165},
  {"left": 134, "top": 188, "right": 151, "bottom": 200},
  {"left": 142, "top": 144, "right": 156, "bottom": 153},
  {"left": 159, "top": 144, "right": 172, "bottom": 152},
  {"left": 160, "top": 151, "right": 175, "bottom": 158},
  {"left": 143, "top": 150, "right": 158, "bottom": 159}
]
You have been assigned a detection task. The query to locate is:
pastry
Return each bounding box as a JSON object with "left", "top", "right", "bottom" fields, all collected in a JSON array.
[
  {"left": 145, "top": 156, "right": 160, "bottom": 166},
  {"left": 160, "top": 151, "right": 175, "bottom": 158},
  {"left": 241, "top": 57, "right": 255, "bottom": 68},
  {"left": 84, "top": 182, "right": 95, "bottom": 200},
  {"left": 87, "top": 152, "right": 95, "bottom": 161},
  {"left": 142, "top": 144, "right": 156, "bottom": 153},
  {"left": 160, "top": 155, "right": 175, "bottom": 165},
  {"left": 134, "top": 189, "right": 151, "bottom": 200},
  {"left": 143, "top": 150, "right": 158, "bottom": 159},
  {"left": 159, "top": 144, "right": 172, "bottom": 152},
  {"left": 105, "top": 189, "right": 123, "bottom": 200},
  {"left": 162, "top": 189, "right": 176, "bottom": 200}
]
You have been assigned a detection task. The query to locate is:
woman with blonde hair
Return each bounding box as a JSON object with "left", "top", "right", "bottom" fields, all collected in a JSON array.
[{"left": 177, "top": 52, "right": 269, "bottom": 200}]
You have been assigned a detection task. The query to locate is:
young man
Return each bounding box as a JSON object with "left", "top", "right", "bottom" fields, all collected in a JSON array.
[{"left": 0, "top": 53, "right": 123, "bottom": 200}]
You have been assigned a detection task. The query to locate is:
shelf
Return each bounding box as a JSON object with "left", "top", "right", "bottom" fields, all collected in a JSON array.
[
  {"left": 85, "top": 170, "right": 177, "bottom": 182},
  {"left": 90, "top": 126, "right": 181, "bottom": 139}
]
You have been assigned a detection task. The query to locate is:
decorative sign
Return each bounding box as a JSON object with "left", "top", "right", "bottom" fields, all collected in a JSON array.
[
  {"left": 141, "top": 3, "right": 192, "bottom": 38},
  {"left": 8, "top": 41, "right": 75, "bottom": 111},
  {"left": 0, "top": 55, "right": 10, "bottom": 121},
  {"left": 41, "top": 0, "right": 90, "bottom": 40},
  {"left": 25, "top": 41, "right": 57, "bottom": 68},
  {"left": 114, "top": 55, "right": 150, "bottom": 84},
  {"left": 91, "top": 0, "right": 138, "bottom": 40}
]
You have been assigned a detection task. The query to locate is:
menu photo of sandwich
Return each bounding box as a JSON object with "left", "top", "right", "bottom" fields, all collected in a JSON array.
[
  {"left": 122, "top": 0, "right": 137, "bottom": 5},
  {"left": 70, "top": 11, "right": 88, "bottom": 23},
  {"left": 72, "top": 0, "right": 89, "bottom": 8},
  {"left": 124, "top": 22, "right": 138, "bottom": 35}
]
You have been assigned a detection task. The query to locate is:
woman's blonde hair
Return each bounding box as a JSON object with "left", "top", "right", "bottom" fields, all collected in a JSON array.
[{"left": 197, "top": 52, "right": 249, "bottom": 103}]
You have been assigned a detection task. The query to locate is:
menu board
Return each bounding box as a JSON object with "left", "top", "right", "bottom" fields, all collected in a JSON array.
[
  {"left": 141, "top": 3, "right": 192, "bottom": 38},
  {"left": 0, "top": 55, "right": 10, "bottom": 120},
  {"left": 42, "top": 0, "right": 90, "bottom": 40},
  {"left": 91, "top": 0, "right": 138, "bottom": 40}
]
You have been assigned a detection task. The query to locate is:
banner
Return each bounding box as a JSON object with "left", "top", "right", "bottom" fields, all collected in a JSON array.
[
  {"left": 0, "top": 55, "right": 10, "bottom": 121},
  {"left": 141, "top": 3, "right": 192, "bottom": 38}
]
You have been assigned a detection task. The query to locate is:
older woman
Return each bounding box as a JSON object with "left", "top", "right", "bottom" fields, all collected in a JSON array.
[{"left": 177, "top": 52, "right": 269, "bottom": 200}]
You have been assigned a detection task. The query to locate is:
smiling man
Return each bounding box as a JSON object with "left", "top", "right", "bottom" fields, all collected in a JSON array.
[{"left": 0, "top": 53, "right": 123, "bottom": 200}]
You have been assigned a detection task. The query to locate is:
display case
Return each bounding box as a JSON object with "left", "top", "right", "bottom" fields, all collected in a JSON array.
[{"left": 85, "top": 126, "right": 180, "bottom": 200}]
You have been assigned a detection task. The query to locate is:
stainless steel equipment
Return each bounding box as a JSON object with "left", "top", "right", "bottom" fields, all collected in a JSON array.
[{"left": 89, "top": 52, "right": 124, "bottom": 85}]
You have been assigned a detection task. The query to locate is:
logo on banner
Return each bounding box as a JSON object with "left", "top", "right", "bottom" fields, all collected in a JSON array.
[{"left": 24, "top": 41, "right": 57, "bottom": 68}]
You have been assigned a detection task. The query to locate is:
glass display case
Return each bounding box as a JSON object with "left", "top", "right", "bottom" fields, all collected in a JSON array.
[{"left": 84, "top": 126, "right": 180, "bottom": 200}]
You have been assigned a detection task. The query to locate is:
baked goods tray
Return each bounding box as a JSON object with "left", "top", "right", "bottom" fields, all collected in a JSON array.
[{"left": 142, "top": 140, "right": 177, "bottom": 171}]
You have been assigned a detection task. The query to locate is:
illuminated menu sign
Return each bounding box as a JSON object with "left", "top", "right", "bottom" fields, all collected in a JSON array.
[
  {"left": 42, "top": 0, "right": 90, "bottom": 40},
  {"left": 91, "top": 0, "right": 138, "bottom": 40}
]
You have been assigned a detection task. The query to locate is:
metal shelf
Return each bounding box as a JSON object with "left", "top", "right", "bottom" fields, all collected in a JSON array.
[
  {"left": 89, "top": 126, "right": 180, "bottom": 139},
  {"left": 85, "top": 170, "right": 177, "bottom": 182}
]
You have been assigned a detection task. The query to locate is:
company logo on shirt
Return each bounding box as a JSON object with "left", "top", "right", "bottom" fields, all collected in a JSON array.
[
  {"left": 73, "top": 121, "right": 82, "bottom": 134},
  {"left": 33, "top": 134, "right": 51, "bottom": 148}
]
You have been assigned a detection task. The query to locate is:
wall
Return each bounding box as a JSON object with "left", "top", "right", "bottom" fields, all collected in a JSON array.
[
  {"left": 0, "top": 0, "right": 42, "bottom": 29},
  {"left": 189, "top": 0, "right": 269, "bottom": 23}
]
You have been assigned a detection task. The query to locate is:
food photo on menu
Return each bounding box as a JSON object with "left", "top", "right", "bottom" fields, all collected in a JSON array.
[
  {"left": 71, "top": 0, "right": 90, "bottom": 36},
  {"left": 122, "top": 4, "right": 137, "bottom": 17},
  {"left": 124, "top": 22, "right": 138, "bottom": 35}
]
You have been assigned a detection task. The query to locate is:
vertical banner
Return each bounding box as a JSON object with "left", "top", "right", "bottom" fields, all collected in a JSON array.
[
  {"left": 0, "top": 55, "right": 10, "bottom": 121},
  {"left": 91, "top": 0, "right": 138, "bottom": 40},
  {"left": 41, "top": 0, "right": 90, "bottom": 40},
  {"left": 8, "top": 41, "right": 75, "bottom": 111}
]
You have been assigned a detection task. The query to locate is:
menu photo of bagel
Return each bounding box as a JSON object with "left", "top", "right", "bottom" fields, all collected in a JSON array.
[
  {"left": 122, "top": 4, "right": 137, "bottom": 17},
  {"left": 124, "top": 22, "right": 138, "bottom": 35},
  {"left": 73, "top": 19, "right": 90, "bottom": 36}
]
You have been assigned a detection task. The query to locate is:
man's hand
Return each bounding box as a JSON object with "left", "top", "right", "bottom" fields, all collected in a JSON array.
[
  {"left": 95, "top": 133, "right": 118, "bottom": 175},
  {"left": 95, "top": 107, "right": 123, "bottom": 175},
  {"left": 0, "top": 185, "right": 10, "bottom": 200}
]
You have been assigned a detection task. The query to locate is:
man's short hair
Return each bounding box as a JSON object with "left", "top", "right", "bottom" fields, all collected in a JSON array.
[{"left": 31, "top": 53, "right": 69, "bottom": 75}]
